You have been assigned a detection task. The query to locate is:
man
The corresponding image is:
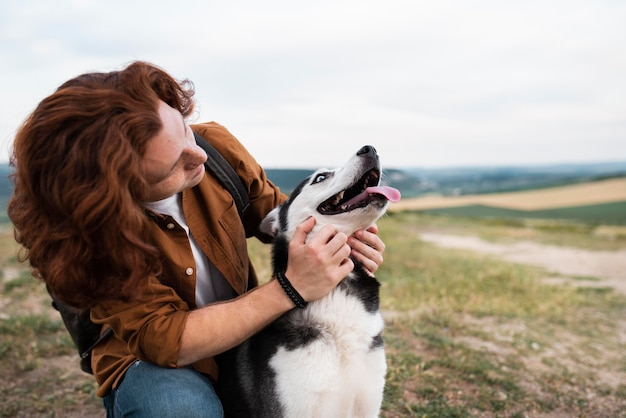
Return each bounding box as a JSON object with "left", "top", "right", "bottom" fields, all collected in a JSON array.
[{"left": 8, "top": 61, "right": 385, "bottom": 417}]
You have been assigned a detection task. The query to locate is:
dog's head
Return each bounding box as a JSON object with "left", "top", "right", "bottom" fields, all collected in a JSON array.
[{"left": 260, "top": 145, "right": 400, "bottom": 242}]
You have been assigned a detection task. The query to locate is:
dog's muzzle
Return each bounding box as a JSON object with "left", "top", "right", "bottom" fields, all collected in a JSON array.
[{"left": 317, "top": 146, "right": 401, "bottom": 215}]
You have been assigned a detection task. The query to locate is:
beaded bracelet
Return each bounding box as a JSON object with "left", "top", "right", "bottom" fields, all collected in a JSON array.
[{"left": 276, "top": 271, "right": 308, "bottom": 309}]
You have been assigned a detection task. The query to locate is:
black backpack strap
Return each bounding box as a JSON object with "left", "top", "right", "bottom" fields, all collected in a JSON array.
[
  {"left": 47, "top": 284, "right": 113, "bottom": 374},
  {"left": 194, "top": 131, "right": 250, "bottom": 220}
]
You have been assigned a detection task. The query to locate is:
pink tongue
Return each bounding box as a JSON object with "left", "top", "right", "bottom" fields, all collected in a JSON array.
[
  {"left": 342, "top": 186, "right": 402, "bottom": 207},
  {"left": 367, "top": 186, "right": 402, "bottom": 202}
]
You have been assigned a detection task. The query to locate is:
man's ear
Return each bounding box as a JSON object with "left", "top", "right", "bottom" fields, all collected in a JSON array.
[{"left": 259, "top": 206, "right": 281, "bottom": 238}]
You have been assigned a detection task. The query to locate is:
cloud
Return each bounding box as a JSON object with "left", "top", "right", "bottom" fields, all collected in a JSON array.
[{"left": 1, "top": 0, "right": 625, "bottom": 167}]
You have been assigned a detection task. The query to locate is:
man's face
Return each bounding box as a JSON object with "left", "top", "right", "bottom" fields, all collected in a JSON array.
[{"left": 141, "top": 100, "right": 207, "bottom": 202}]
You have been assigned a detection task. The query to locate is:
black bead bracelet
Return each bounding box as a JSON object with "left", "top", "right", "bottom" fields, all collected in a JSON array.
[{"left": 276, "top": 271, "right": 308, "bottom": 309}]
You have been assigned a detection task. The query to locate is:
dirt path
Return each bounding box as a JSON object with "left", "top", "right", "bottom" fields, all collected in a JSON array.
[{"left": 419, "top": 233, "right": 626, "bottom": 294}]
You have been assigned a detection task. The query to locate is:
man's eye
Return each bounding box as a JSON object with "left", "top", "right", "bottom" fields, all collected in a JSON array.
[{"left": 312, "top": 173, "right": 329, "bottom": 184}]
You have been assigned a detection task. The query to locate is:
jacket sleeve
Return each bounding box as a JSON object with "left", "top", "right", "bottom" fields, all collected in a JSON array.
[
  {"left": 191, "top": 122, "right": 288, "bottom": 243},
  {"left": 90, "top": 275, "right": 191, "bottom": 367}
]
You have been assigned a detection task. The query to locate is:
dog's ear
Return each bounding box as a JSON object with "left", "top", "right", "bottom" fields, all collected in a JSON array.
[{"left": 259, "top": 206, "right": 281, "bottom": 238}]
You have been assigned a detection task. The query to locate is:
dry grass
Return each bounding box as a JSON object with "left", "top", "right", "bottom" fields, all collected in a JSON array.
[
  {"left": 392, "top": 177, "right": 626, "bottom": 211},
  {"left": 2, "top": 211, "right": 626, "bottom": 417},
  {"left": 0, "top": 227, "right": 103, "bottom": 417},
  {"left": 373, "top": 212, "right": 626, "bottom": 417}
]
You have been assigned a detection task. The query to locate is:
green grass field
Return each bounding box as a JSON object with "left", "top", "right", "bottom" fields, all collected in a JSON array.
[
  {"left": 1, "top": 211, "right": 626, "bottom": 417},
  {"left": 250, "top": 211, "right": 626, "bottom": 417},
  {"left": 417, "top": 200, "right": 626, "bottom": 226},
  {"left": 375, "top": 213, "right": 626, "bottom": 416}
]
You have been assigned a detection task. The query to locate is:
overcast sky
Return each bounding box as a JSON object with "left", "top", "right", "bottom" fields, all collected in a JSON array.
[{"left": 1, "top": 0, "right": 625, "bottom": 168}]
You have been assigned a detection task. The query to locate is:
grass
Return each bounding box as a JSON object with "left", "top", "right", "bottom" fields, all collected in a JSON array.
[
  {"left": 374, "top": 212, "right": 626, "bottom": 417},
  {"left": 417, "top": 200, "right": 626, "bottom": 226},
  {"left": 0, "top": 306, "right": 101, "bottom": 417},
  {"left": 391, "top": 211, "right": 626, "bottom": 251},
  {"left": 0, "top": 226, "right": 102, "bottom": 418},
  {"left": 393, "top": 177, "right": 626, "bottom": 214},
  {"left": 2, "top": 212, "right": 626, "bottom": 417}
]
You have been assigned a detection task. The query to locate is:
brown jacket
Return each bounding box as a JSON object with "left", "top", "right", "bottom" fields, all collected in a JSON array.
[{"left": 90, "top": 122, "right": 286, "bottom": 397}]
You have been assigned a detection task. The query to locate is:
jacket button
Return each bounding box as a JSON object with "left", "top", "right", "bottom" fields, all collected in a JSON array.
[
  {"left": 166, "top": 223, "right": 175, "bottom": 230},
  {"left": 185, "top": 267, "right": 194, "bottom": 276}
]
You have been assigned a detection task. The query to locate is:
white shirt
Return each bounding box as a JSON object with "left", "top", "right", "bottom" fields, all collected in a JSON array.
[{"left": 144, "top": 194, "right": 236, "bottom": 307}]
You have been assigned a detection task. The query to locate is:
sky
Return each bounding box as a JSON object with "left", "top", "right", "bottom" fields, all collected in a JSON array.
[{"left": 0, "top": 0, "right": 625, "bottom": 169}]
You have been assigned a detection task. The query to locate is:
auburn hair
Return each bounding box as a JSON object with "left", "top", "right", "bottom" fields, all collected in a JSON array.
[{"left": 8, "top": 61, "right": 195, "bottom": 309}]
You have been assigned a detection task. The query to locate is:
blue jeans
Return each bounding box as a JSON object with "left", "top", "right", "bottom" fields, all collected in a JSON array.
[{"left": 103, "top": 361, "right": 224, "bottom": 418}]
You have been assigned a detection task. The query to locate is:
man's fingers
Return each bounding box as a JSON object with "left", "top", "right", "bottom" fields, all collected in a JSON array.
[
  {"left": 292, "top": 216, "right": 316, "bottom": 245},
  {"left": 339, "top": 257, "right": 355, "bottom": 272},
  {"left": 352, "top": 228, "right": 385, "bottom": 253},
  {"left": 366, "top": 223, "right": 379, "bottom": 235}
]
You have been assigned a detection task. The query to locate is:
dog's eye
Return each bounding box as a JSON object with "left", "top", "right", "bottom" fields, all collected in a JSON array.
[{"left": 311, "top": 173, "right": 330, "bottom": 184}]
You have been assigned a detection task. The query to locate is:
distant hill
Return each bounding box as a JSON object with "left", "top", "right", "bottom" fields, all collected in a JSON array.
[
  {"left": 265, "top": 161, "right": 626, "bottom": 198},
  {"left": 0, "top": 165, "right": 12, "bottom": 222},
  {"left": 264, "top": 169, "right": 315, "bottom": 194},
  {"left": 0, "top": 164, "right": 12, "bottom": 195},
  {"left": 265, "top": 168, "right": 420, "bottom": 196},
  {"left": 404, "top": 161, "right": 626, "bottom": 197},
  {"left": 393, "top": 177, "right": 626, "bottom": 211},
  {"left": 392, "top": 177, "right": 626, "bottom": 225},
  {"left": 1, "top": 161, "right": 626, "bottom": 224}
]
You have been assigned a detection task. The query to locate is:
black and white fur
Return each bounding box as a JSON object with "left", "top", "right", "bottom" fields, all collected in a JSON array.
[{"left": 217, "top": 146, "right": 396, "bottom": 418}]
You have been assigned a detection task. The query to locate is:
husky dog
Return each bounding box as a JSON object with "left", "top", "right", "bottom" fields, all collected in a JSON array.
[{"left": 217, "top": 145, "right": 401, "bottom": 418}]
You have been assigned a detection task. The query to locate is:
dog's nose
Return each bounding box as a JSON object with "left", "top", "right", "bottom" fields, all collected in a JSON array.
[{"left": 357, "top": 145, "right": 377, "bottom": 156}]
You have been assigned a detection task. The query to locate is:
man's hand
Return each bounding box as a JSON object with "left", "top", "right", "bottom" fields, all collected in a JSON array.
[
  {"left": 348, "top": 224, "right": 385, "bottom": 277},
  {"left": 284, "top": 217, "right": 353, "bottom": 302}
]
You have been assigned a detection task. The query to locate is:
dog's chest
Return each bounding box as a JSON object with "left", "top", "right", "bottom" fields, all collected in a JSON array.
[
  {"left": 274, "top": 284, "right": 383, "bottom": 365},
  {"left": 267, "top": 286, "right": 386, "bottom": 416},
  {"left": 294, "top": 285, "right": 382, "bottom": 349}
]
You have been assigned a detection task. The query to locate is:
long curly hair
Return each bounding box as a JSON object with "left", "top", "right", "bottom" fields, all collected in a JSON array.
[{"left": 8, "top": 61, "right": 195, "bottom": 309}]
